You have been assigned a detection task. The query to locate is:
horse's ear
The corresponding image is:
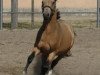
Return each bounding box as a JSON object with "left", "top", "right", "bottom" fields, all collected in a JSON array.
[
  {"left": 55, "top": 0, "right": 57, "bottom": 1},
  {"left": 41, "top": 1, "right": 44, "bottom": 12},
  {"left": 51, "top": 0, "right": 57, "bottom": 2},
  {"left": 42, "top": 1, "right": 44, "bottom": 7}
]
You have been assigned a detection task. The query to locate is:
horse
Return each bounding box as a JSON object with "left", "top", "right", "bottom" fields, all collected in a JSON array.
[{"left": 23, "top": 0, "right": 75, "bottom": 75}]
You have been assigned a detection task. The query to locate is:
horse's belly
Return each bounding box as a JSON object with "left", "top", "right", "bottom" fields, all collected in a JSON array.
[{"left": 55, "top": 31, "right": 74, "bottom": 55}]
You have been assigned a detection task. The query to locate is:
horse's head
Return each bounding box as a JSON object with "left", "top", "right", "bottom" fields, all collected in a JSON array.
[{"left": 42, "top": 0, "right": 57, "bottom": 20}]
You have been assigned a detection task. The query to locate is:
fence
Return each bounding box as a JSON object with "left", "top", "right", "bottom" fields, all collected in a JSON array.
[
  {"left": 97, "top": 0, "right": 100, "bottom": 27},
  {"left": 0, "top": 0, "right": 3, "bottom": 29},
  {"left": 0, "top": 0, "right": 99, "bottom": 30},
  {"left": 0, "top": 0, "right": 34, "bottom": 30}
]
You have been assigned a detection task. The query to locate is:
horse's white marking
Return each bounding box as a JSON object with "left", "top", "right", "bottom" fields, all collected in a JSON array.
[
  {"left": 48, "top": 70, "right": 53, "bottom": 75},
  {"left": 23, "top": 71, "right": 27, "bottom": 75},
  {"left": 54, "top": 55, "right": 58, "bottom": 60}
]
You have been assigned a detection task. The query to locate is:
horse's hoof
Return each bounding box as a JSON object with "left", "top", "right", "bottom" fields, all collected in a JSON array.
[
  {"left": 48, "top": 70, "right": 53, "bottom": 75},
  {"left": 23, "top": 71, "right": 27, "bottom": 75}
]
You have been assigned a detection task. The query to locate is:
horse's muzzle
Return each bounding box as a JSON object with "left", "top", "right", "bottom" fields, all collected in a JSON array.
[
  {"left": 43, "top": 13, "right": 50, "bottom": 20},
  {"left": 43, "top": 7, "right": 51, "bottom": 20}
]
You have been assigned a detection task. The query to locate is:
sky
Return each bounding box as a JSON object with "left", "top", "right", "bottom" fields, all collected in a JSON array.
[{"left": 4, "top": 0, "right": 97, "bottom": 9}]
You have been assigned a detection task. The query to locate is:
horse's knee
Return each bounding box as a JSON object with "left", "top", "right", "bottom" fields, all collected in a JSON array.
[
  {"left": 47, "top": 52, "right": 56, "bottom": 63},
  {"left": 44, "top": 52, "right": 57, "bottom": 69},
  {"left": 33, "top": 47, "right": 41, "bottom": 56},
  {"left": 24, "top": 47, "right": 41, "bottom": 73},
  {"left": 27, "top": 47, "right": 40, "bottom": 63}
]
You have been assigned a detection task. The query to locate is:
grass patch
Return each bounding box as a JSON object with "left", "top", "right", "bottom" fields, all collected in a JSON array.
[
  {"left": 68, "top": 20, "right": 96, "bottom": 28},
  {"left": 3, "top": 22, "right": 42, "bottom": 29},
  {"left": 2, "top": 19, "right": 96, "bottom": 29}
]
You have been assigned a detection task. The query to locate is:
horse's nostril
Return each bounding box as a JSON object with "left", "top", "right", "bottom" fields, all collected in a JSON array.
[
  {"left": 43, "top": 12, "right": 49, "bottom": 16},
  {"left": 47, "top": 13, "right": 49, "bottom": 16}
]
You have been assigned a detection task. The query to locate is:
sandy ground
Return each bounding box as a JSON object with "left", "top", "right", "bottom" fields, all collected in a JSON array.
[{"left": 0, "top": 28, "right": 100, "bottom": 75}]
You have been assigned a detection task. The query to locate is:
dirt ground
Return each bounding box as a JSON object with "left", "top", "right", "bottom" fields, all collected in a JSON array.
[{"left": 0, "top": 28, "right": 100, "bottom": 75}]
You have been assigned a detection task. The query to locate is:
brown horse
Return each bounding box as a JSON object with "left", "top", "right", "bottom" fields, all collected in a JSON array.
[{"left": 23, "top": 0, "right": 75, "bottom": 75}]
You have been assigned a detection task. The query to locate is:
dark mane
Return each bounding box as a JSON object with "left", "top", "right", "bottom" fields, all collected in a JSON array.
[
  {"left": 57, "top": 10, "right": 60, "bottom": 19},
  {"left": 34, "top": 21, "right": 49, "bottom": 47}
]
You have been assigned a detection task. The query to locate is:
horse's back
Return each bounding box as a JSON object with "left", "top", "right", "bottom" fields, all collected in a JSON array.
[{"left": 57, "top": 19, "right": 74, "bottom": 38}]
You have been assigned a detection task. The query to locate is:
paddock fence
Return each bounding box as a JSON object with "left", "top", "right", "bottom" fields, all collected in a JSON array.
[{"left": 0, "top": 0, "right": 98, "bottom": 30}]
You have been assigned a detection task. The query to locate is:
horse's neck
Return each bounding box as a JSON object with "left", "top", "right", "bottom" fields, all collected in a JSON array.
[
  {"left": 46, "top": 12, "right": 58, "bottom": 32},
  {"left": 50, "top": 12, "right": 57, "bottom": 23},
  {"left": 34, "top": 12, "right": 58, "bottom": 47}
]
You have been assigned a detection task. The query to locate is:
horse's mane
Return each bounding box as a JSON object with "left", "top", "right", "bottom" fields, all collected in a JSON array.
[
  {"left": 57, "top": 10, "right": 61, "bottom": 19},
  {"left": 34, "top": 21, "right": 49, "bottom": 47}
]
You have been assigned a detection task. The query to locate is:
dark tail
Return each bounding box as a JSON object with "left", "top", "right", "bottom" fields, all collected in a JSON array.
[{"left": 74, "top": 31, "right": 77, "bottom": 36}]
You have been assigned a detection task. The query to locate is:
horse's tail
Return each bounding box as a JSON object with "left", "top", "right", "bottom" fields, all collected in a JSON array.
[{"left": 74, "top": 31, "right": 77, "bottom": 36}]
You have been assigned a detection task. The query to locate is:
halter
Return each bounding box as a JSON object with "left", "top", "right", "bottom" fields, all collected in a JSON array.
[{"left": 42, "top": 5, "right": 56, "bottom": 13}]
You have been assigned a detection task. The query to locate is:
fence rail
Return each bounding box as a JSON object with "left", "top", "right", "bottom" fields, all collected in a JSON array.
[
  {"left": 0, "top": 0, "right": 34, "bottom": 30},
  {"left": 0, "top": 0, "right": 99, "bottom": 29},
  {"left": 3, "top": 11, "right": 96, "bottom": 14}
]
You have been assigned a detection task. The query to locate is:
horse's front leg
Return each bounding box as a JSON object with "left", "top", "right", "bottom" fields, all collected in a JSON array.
[
  {"left": 46, "top": 52, "right": 57, "bottom": 75},
  {"left": 23, "top": 47, "right": 40, "bottom": 75}
]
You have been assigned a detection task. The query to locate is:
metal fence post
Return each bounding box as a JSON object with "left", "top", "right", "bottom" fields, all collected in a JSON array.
[
  {"left": 97, "top": 0, "right": 99, "bottom": 27},
  {"left": 0, "top": 0, "right": 3, "bottom": 30},
  {"left": 31, "top": 0, "right": 34, "bottom": 28},
  {"left": 11, "top": 0, "right": 18, "bottom": 29},
  {"left": 97, "top": 0, "right": 100, "bottom": 27}
]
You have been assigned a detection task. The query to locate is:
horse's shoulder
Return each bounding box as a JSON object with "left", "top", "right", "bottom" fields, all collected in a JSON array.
[{"left": 57, "top": 19, "right": 72, "bottom": 28}]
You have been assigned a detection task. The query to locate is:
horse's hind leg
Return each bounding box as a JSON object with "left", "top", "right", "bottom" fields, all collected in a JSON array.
[
  {"left": 51, "top": 55, "right": 63, "bottom": 69},
  {"left": 47, "top": 55, "right": 64, "bottom": 75},
  {"left": 23, "top": 47, "right": 40, "bottom": 75},
  {"left": 50, "top": 50, "right": 72, "bottom": 70}
]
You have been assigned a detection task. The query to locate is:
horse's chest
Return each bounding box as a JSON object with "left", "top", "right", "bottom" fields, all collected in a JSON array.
[{"left": 37, "top": 32, "right": 56, "bottom": 52}]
